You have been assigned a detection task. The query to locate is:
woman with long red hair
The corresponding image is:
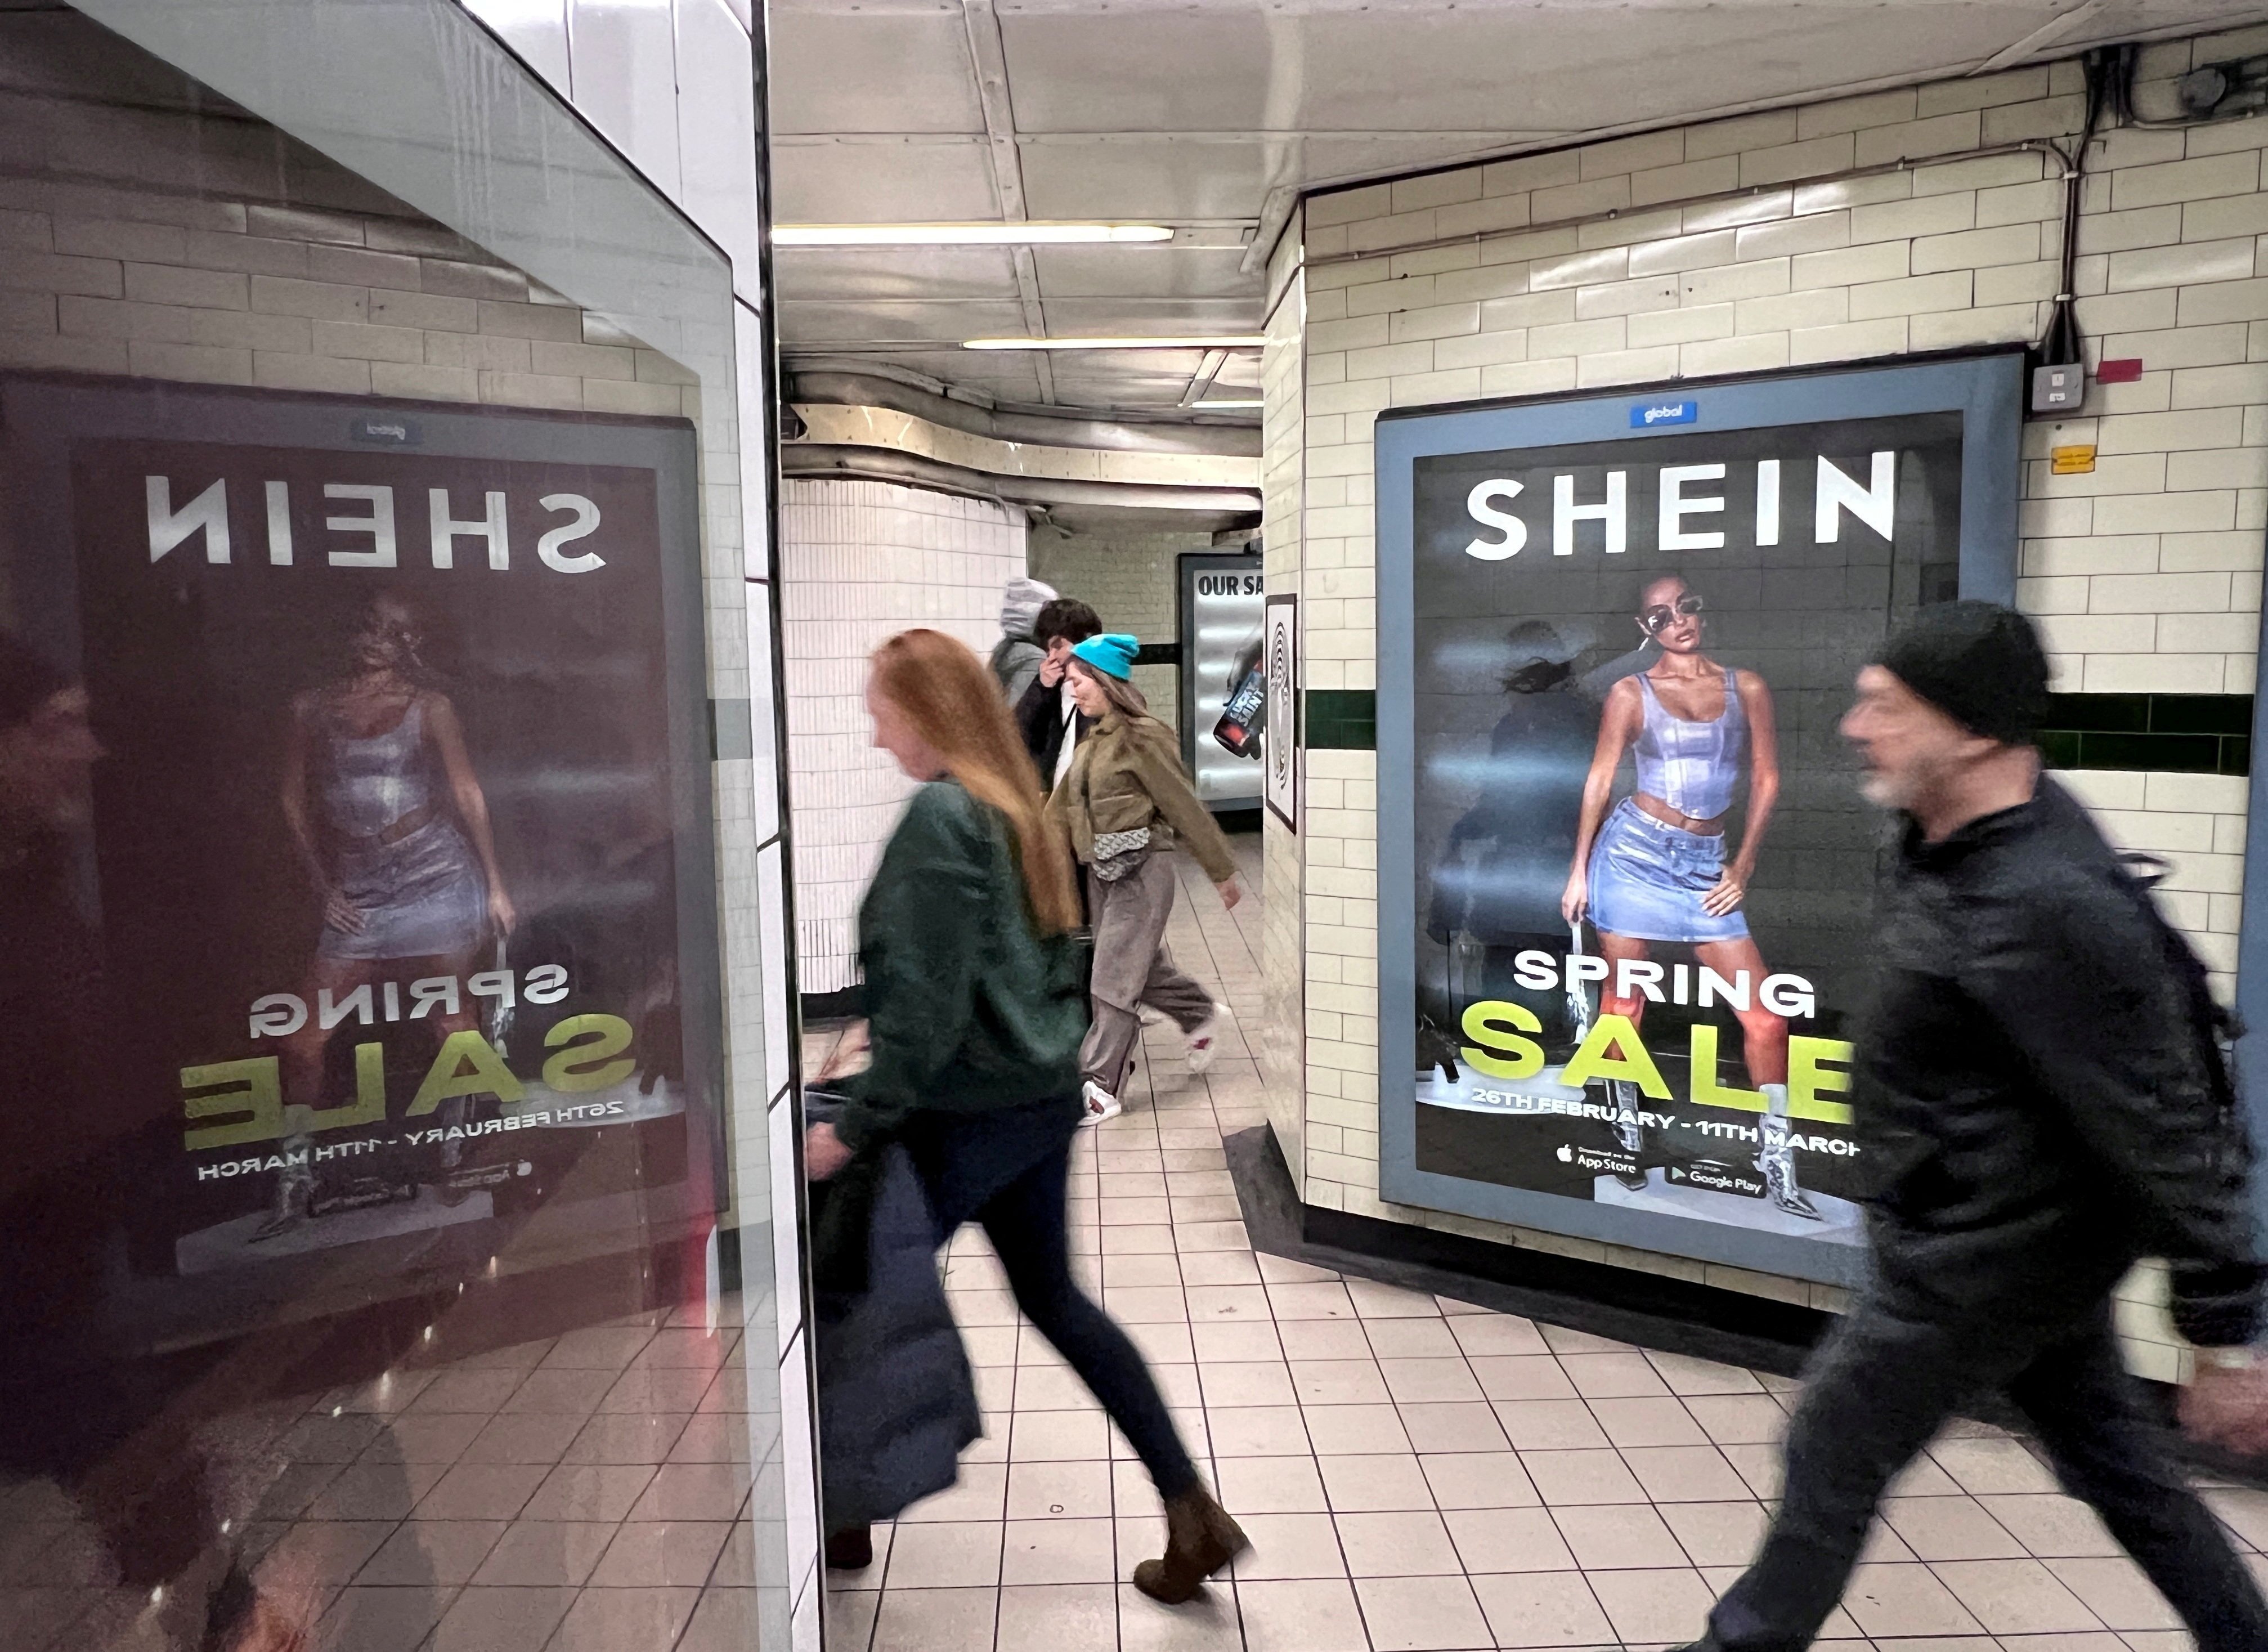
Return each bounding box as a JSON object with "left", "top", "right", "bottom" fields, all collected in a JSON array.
[{"left": 805, "top": 628, "right": 1247, "bottom": 1602}]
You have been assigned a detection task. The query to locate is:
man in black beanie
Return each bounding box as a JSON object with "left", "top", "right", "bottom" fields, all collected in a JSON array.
[{"left": 1681, "top": 601, "right": 2268, "bottom": 1652}]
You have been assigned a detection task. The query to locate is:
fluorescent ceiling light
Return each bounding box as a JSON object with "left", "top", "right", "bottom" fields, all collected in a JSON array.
[
  {"left": 1195, "top": 399, "right": 1263, "bottom": 409},
  {"left": 963, "top": 335, "right": 1267, "bottom": 351},
  {"left": 775, "top": 222, "right": 1173, "bottom": 247}
]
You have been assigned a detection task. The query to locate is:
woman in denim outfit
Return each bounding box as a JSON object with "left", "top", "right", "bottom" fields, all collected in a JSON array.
[{"left": 1561, "top": 575, "right": 1809, "bottom": 1216}]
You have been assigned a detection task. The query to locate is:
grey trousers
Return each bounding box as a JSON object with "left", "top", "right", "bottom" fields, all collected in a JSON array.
[{"left": 1081, "top": 856, "right": 1215, "bottom": 1095}]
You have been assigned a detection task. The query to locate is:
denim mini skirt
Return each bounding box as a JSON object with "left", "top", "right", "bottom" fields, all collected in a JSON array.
[{"left": 1586, "top": 796, "right": 1748, "bottom": 944}]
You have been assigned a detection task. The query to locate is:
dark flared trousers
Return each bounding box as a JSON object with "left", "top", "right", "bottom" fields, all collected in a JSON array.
[{"left": 1707, "top": 1286, "right": 2268, "bottom": 1652}]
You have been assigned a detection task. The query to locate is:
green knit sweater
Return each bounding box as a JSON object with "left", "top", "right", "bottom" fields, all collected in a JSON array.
[{"left": 836, "top": 779, "right": 1087, "bottom": 1150}]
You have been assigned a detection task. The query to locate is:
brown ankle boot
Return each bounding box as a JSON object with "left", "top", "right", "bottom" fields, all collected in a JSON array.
[{"left": 1131, "top": 1486, "right": 1248, "bottom": 1604}]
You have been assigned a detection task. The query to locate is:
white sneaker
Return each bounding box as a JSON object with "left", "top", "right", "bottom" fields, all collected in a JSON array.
[
  {"left": 1186, "top": 1004, "right": 1231, "bottom": 1073},
  {"left": 1079, "top": 1080, "right": 1122, "bottom": 1127}
]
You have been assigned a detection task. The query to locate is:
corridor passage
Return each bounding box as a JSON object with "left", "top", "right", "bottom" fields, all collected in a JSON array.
[{"left": 813, "top": 844, "right": 2268, "bottom": 1652}]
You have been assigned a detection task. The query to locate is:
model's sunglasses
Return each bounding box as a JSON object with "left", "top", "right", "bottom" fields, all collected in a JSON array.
[{"left": 1639, "top": 593, "right": 1705, "bottom": 635}]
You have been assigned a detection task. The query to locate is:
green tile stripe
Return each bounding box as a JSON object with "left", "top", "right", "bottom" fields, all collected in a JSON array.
[
  {"left": 1305, "top": 688, "right": 1376, "bottom": 750},
  {"left": 2038, "top": 693, "right": 2252, "bottom": 777}
]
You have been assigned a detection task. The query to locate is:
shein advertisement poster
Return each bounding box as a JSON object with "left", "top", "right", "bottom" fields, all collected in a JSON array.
[
  {"left": 1178, "top": 551, "right": 1265, "bottom": 809},
  {"left": 1375, "top": 356, "right": 2023, "bottom": 1286},
  {"left": 0, "top": 377, "right": 724, "bottom": 1346}
]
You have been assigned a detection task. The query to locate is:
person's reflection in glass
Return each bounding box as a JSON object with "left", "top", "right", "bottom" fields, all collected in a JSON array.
[
  {"left": 267, "top": 592, "right": 515, "bottom": 1237},
  {"left": 0, "top": 634, "right": 316, "bottom": 1650}
]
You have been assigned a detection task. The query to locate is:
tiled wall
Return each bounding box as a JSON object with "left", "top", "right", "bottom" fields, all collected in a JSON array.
[
  {"left": 1274, "top": 24, "right": 2268, "bottom": 1374},
  {"left": 1261, "top": 235, "right": 1312, "bottom": 1189},
  {"left": 779, "top": 479, "right": 1028, "bottom": 994},
  {"left": 1028, "top": 523, "right": 1220, "bottom": 722}
]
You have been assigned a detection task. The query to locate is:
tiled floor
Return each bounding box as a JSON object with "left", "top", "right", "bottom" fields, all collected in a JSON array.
[
  {"left": 820, "top": 840, "right": 2268, "bottom": 1652},
  {"left": 3, "top": 1282, "right": 770, "bottom": 1652}
]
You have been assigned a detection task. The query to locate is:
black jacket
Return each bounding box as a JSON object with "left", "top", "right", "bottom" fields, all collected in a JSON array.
[
  {"left": 810, "top": 1131, "right": 981, "bottom": 1529},
  {"left": 1857, "top": 778, "right": 2263, "bottom": 1346},
  {"left": 1014, "top": 674, "right": 1092, "bottom": 792}
]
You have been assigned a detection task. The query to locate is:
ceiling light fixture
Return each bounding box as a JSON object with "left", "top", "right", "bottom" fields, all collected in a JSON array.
[
  {"left": 775, "top": 222, "right": 1173, "bottom": 247},
  {"left": 963, "top": 335, "right": 1267, "bottom": 351},
  {"left": 1195, "top": 399, "right": 1264, "bottom": 409}
]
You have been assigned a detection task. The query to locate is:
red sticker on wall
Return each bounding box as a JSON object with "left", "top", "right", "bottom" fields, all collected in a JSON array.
[{"left": 2096, "top": 358, "right": 2144, "bottom": 383}]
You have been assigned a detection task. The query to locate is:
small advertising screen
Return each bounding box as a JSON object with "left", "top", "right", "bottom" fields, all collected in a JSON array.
[
  {"left": 1, "top": 377, "right": 721, "bottom": 1338},
  {"left": 1180, "top": 552, "right": 1265, "bottom": 809},
  {"left": 1377, "top": 357, "right": 2022, "bottom": 1284}
]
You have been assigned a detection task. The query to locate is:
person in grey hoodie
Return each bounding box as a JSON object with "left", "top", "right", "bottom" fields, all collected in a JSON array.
[{"left": 990, "top": 575, "right": 1057, "bottom": 704}]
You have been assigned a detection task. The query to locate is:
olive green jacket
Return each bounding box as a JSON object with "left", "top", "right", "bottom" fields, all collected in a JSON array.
[
  {"left": 836, "top": 780, "right": 1087, "bottom": 1152},
  {"left": 1046, "top": 709, "right": 1238, "bottom": 885}
]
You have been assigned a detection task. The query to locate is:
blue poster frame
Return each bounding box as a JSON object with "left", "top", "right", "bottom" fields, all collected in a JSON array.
[{"left": 1374, "top": 352, "right": 2024, "bottom": 1287}]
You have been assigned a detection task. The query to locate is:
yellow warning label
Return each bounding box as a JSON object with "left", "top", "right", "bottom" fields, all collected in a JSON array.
[{"left": 2050, "top": 445, "right": 2097, "bottom": 475}]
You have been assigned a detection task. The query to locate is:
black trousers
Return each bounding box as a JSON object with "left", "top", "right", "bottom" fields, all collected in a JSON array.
[
  {"left": 902, "top": 1095, "right": 1200, "bottom": 1500},
  {"left": 1709, "top": 1287, "right": 2268, "bottom": 1652}
]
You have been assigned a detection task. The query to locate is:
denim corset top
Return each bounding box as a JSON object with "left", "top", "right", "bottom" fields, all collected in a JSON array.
[{"left": 1632, "top": 670, "right": 1744, "bottom": 821}]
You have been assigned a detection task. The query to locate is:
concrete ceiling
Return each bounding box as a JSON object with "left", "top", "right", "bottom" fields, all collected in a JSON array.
[{"left": 768, "top": 0, "right": 2268, "bottom": 418}]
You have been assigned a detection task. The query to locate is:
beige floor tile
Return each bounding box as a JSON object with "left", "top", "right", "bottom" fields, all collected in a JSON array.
[
  {"left": 1928, "top": 1436, "right": 2061, "bottom": 1497},
  {"left": 1444, "top": 1506, "right": 1577, "bottom": 1573},
  {"left": 494, "top": 1371, "right": 617, "bottom": 1416},
  {"left": 1362, "top": 1318, "right": 1464, "bottom": 1359},
  {"left": 1198, "top": 1361, "right": 1296, "bottom": 1407},
  {"left": 1317, "top": 1453, "right": 1435, "bottom": 1512},
  {"left": 1539, "top": 1325, "right": 1633, "bottom": 1356},
  {"left": 1494, "top": 1400, "right": 1613, "bottom": 1450},
  {"left": 304, "top": 1461, "right": 451, "bottom": 1520},
  {"left": 962, "top": 1326, "right": 1021, "bottom": 1368},
  {"left": 1837, "top": 1560, "right": 1987, "bottom": 1638},
  {"left": 1471, "top": 1355, "right": 1581, "bottom": 1403},
  {"left": 630, "top": 1462, "right": 751, "bottom": 1521},
  {"left": 1552, "top": 1502, "right": 1691, "bottom": 1570},
  {"left": 1683, "top": 1394, "right": 1791, "bottom": 1445},
  {"left": 1470, "top": 1569, "right": 1618, "bottom": 1646},
  {"left": 1269, "top": 1282, "right": 1359, "bottom": 1320},
  {"left": 1521, "top": 1448, "right": 1650, "bottom": 1506},
  {"left": 1291, "top": 1360, "right": 1393, "bottom": 1405},
  {"left": 1355, "top": 1573, "right": 1495, "bottom": 1650},
  {"left": 1334, "top": 1510, "right": 1463, "bottom": 1576},
  {"left": 1176, "top": 1250, "right": 1262, "bottom": 1287},
  {"left": 586, "top": 1520, "right": 731, "bottom": 1587},
  {"left": 471, "top": 1522, "right": 617, "bottom": 1586},
  {"left": 1622, "top": 1445, "right": 1756, "bottom": 1503},
  {"left": 1007, "top": 1458, "right": 1115, "bottom": 1520},
  {"left": 821, "top": 1587, "right": 879, "bottom": 1652},
  {"left": 1230, "top": 1511, "right": 1351, "bottom": 1580},
  {"left": 1558, "top": 1351, "right": 1673, "bottom": 1398},
  {"left": 1397, "top": 1401, "right": 1513, "bottom": 1455},
  {"left": 424, "top": 1584, "right": 577, "bottom": 1652},
  {"left": 1589, "top": 1396, "right": 1711, "bottom": 1448},
  {"left": 1014, "top": 1364, "right": 1101, "bottom": 1411},
  {"left": 1276, "top": 1319, "right": 1376, "bottom": 1360},
  {"left": 1014, "top": 1408, "right": 1111, "bottom": 1462},
  {"left": 418, "top": 1462, "right": 548, "bottom": 1521},
  {"left": 1117, "top": 1582, "right": 1244, "bottom": 1649},
  {"left": 1419, "top": 1450, "right": 1541, "bottom": 1511},
  {"left": 1346, "top": 1279, "right": 1444, "bottom": 1319},
  {"left": 1379, "top": 1357, "right": 1487, "bottom": 1405},
  {"left": 1205, "top": 1406, "right": 1312, "bottom": 1457},
  {"left": 1110, "top": 1285, "right": 1193, "bottom": 1323},
  {"left": 1190, "top": 1319, "right": 1287, "bottom": 1363},
  {"left": 564, "top": 1412, "right": 689, "bottom": 1467},
  {"left": 311, "top": 1584, "right": 454, "bottom": 1652},
  {"left": 1586, "top": 1563, "right": 1716, "bottom": 1644},
  {"left": 1214, "top": 1453, "right": 1328, "bottom": 1514},
  {"left": 1002, "top": 1517, "right": 1118, "bottom": 1585},
  {"left": 1657, "top": 1498, "right": 1771, "bottom": 1568},
  {"left": 1449, "top": 1315, "right": 1552, "bottom": 1357},
  {"left": 1932, "top": 1556, "right": 2104, "bottom": 1635},
  {"left": 1975, "top": 1493, "right": 2121, "bottom": 1559},
  {"left": 1237, "top": 1576, "right": 1370, "bottom": 1651},
  {"left": 353, "top": 1519, "right": 504, "bottom": 1587},
  {"left": 2043, "top": 1556, "right": 2183, "bottom": 1632},
  {"left": 546, "top": 1584, "right": 700, "bottom": 1652},
  {"left": 2206, "top": 1485, "right": 2268, "bottom": 1548},
  {"left": 1646, "top": 1351, "right": 1766, "bottom": 1395},
  {"left": 869, "top": 1585, "right": 997, "bottom": 1652},
  {"left": 883, "top": 1520, "right": 1004, "bottom": 1589},
  {"left": 1303, "top": 1403, "right": 1413, "bottom": 1456},
  {"left": 998, "top": 1581, "right": 1118, "bottom": 1640},
  {"left": 1880, "top": 1494, "right": 2027, "bottom": 1561},
  {"left": 1128, "top": 1321, "right": 1198, "bottom": 1366}
]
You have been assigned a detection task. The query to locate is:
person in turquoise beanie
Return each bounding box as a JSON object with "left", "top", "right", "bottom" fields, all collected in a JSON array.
[{"left": 1045, "top": 633, "right": 1241, "bottom": 1129}]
